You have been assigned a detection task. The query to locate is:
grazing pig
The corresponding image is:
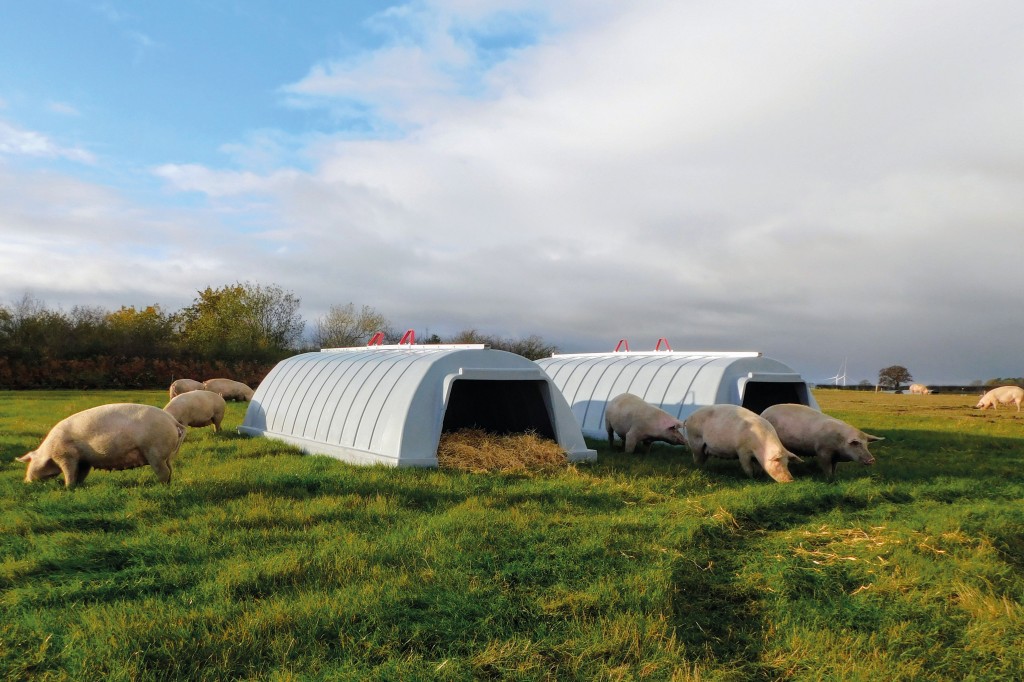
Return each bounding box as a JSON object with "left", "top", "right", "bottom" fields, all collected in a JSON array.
[
  {"left": 169, "top": 378, "right": 205, "bottom": 400},
  {"left": 683, "top": 404, "right": 802, "bottom": 483},
  {"left": 975, "top": 385, "right": 1024, "bottom": 412},
  {"left": 17, "top": 403, "right": 187, "bottom": 488},
  {"left": 908, "top": 384, "right": 932, "bottom": 395},
  {"left": 164, "top": 390, "right": 226, "bottom": 432},
  {"left": 761, "top": 403, "right": 883, "bottom": 479},
  {"left": 203, "top": 378, "right": 255, "bottom": 402},
  {"left": 605, "top": 393, "right": 687, "bottom": 454}
]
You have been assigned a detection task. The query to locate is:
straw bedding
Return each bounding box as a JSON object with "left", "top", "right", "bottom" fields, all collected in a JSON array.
[{"left": 436, "top": 428, "right": 569, "bottom": 474}]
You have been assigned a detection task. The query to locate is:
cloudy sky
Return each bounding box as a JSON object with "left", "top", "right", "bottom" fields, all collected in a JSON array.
[{"left": 1, "top": 1, "right": 1022, "bottom": 385}]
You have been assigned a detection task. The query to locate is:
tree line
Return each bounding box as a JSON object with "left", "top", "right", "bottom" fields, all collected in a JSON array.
[
  {"left": 839, "top": 366, "right": 1017, "bottom": 392},
  {"left": 0, "top": 282, "right": 559, "bottom": 390}
]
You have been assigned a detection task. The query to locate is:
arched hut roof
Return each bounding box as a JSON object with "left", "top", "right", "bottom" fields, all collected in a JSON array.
[
  {"left": 536, "top": 343, "right": 817, "bottom": 440},
  {"left": 240, "top": 344, "right": 595, "bottom": 466}
]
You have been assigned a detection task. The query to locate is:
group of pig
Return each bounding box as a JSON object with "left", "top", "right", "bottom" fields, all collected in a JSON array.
[
  {"left": 907, "top": 382, "right": 1023, "bottom": 412},
  {"left": 28, "top": 380, "right": 1011, "bottom": 489},
  {"left": 16, "top": 377, "right": 255, "bottom": 488},
  {"left": 604, "top": 393, "right": 882, "bottom": 483}
]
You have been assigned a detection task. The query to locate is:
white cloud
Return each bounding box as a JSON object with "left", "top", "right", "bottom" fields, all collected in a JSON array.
[
  {"left": 152, "top": 163, "right": 301, "bottom": 197},
  {"left": 0, "top": 120, "right": 94, "bottom": 163},
  {"left": 47, "top": 101, "right": 80, "bottom": 116},
  {"left": 3, "top": 0, "right": 1023, "bottom": 383},
  {"left": 0, "top": 164, "right": 236, "bottom": 310},
  {"left": 270, "top": 1, "right": 1024, "bottom": 380}
]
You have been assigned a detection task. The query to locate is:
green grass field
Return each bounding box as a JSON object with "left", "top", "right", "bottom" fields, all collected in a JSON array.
[{"left": 1, "top": 389, "right": 1022, "bottom": 680}]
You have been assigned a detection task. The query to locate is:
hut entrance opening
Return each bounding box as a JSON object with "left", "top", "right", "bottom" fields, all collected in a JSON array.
[
  {"left": 442, "top": 379, "right": 557, "bottom": 439},
  {"left": 740, "top": 381, "right": 812, "bottom": 415}
]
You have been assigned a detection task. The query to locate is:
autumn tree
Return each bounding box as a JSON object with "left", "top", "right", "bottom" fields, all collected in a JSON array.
[
  {"left": 106, "top": 305, "right": 178, "bottom": 357},
  {"left": 878, "top": 365, "right": 913, "bottom": 392},
  {"left": 311, "top": 303, "right": 394, "bottom": 348},
  {"left": 176, "top": 282, "right": 303, "bottom": 360}
]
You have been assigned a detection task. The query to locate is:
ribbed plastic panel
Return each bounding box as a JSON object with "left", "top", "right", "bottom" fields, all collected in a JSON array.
[
  {"left": 240, "top": 346, "right": 596, "bottom": 466},
  {"left": 536, "top": 351, "right": 817, "bottom": 440}
]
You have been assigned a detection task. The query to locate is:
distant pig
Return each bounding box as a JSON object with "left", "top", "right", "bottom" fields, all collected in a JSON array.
[
  {"left": 683, "top": 404, "right": 802, "bottom": 483},
  {"left": 169, "top": 378, "right": 205, "bottom": 400},
  {"left": 203, "top": 378, "right": 255, "bottom": 402},
  {"left": 164, "top": 390, "right": 226, "bottom": 433},
  {"left": 761, "top": 403, "right": 883, "bottom": 479},
  {"left": 976, "top": 385, "right": 1024, "bottom": 412},
  {"left": 908, "top": 384, "right": 932, "bottom": 395},
  {"left": 17, "top": 403, "right": 187, "bottom": 487},
  {"left": 605, "top": 393, "right": 687, "bottom": 454}
]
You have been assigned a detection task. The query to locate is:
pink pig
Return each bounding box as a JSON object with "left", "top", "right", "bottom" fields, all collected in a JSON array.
[
  {"left": 18, "top": 403, "right": 187, "bottom": 488},
  {"left": 605, "top": 393, "right": 687, "bottom": 454},
  {"left": 684, "top": 404, "right": 802, "bottom": 483},
  {"left": 761, "top": 403, "right": 882, "bottom": 479}
]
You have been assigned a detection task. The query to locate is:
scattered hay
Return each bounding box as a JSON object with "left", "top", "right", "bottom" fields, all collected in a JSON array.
[{"left": 437, "top": 428, "right": 569, "bottom": 474}]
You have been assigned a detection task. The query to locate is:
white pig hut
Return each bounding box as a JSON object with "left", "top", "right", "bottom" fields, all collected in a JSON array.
[
  {"left": 239, "top": 341, "right": 597, "bottom": 467},
  {"left": 535, "top": 341, "right": 818, "bottom": 441}
]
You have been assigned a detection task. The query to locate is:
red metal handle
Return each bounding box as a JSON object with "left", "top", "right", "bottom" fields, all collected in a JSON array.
[
  {"left": 367, "top": 332, "right": 385, "bottom": 346},
  {"left": 399, "top": 329, "right": 416, "bottom": 345},
  {"left": 614, "top": 339, "right": 630, "bottom": 352},
  {"left": 655, "top": 337, "right": 672, "bottom": 351}
]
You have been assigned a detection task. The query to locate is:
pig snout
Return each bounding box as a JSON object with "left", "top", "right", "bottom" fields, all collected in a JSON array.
[
  {"left": 765, "top": 463, "right": 795, "bottom": 483},
  {"left": 662, "top": 427, "right": 686, "bottom": 445},
  {"left": 849, "top": 445, "right": 876, "bottom": 466}
]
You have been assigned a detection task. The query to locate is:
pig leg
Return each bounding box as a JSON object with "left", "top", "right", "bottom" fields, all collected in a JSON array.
[
  {"left": 691, "top": 438, "right": 709, "bottom": 466},
  {"left": 814, "top": 450, "right": 840, "bottom": 479},
  {"left": 76, "top": 461, "right": 92, "bottom": 483},
  {"left": 148, "top": 459, "right": 172, "bottom": 484},
  {"left": 624, "top": 430, "right": 640, "bottom": 454},
  {"left": 51, "top": 446, "right": 86, "bottom": 488},
  {"left": 141, "top": 445, "right": 174, "bottom": 483},
  {"left": 55, "top": 457, "right": 80, "bottom": 488},
  {"left": 738, "top": 452, "right": 757, "bottom": 478}
]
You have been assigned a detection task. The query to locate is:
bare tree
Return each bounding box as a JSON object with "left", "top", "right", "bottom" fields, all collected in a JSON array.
[
  {"left": 438, "top": 328, "right": 559, "bottom": 360},
  {"left": 312, "top": 303, "right": 393, "bottom": 348},
  {"left": 878, "top": 365, "right": 913, "bottom": 392}
]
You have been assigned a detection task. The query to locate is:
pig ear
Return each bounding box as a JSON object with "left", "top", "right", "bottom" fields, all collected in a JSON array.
[
  {"left": 866, "top": 434, "right": 884, "bottom": 442},
  {"left": 787, "top": 452, "right": 803, "bottom": 463},
  {"left": 17, "top": 453, "right": 32, "bottom": 463}
]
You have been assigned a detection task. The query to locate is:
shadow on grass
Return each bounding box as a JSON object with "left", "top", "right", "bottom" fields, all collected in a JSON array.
[
  {"left": 858, "top": 429, "right": 1024, "bottom": 484},
  {"left": 669, "top": 524, "right": 781, "bottom": 678},
  {"left": 990, "top": 522, "right": 1024, "bottom": 570},
  {"left": 180, "top": 462, "right": 634, "bottom": 518},
  {"left": 657, "top": 427, "right": 1024, "bottom": 676},
  {"left": 592, "top": 427, "right": 1024, "bottom": 487}
]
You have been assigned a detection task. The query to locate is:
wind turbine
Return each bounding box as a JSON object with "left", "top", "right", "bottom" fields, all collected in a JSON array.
[{"left": 827, "top": 358, "right": 848, "bottom": 387}]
